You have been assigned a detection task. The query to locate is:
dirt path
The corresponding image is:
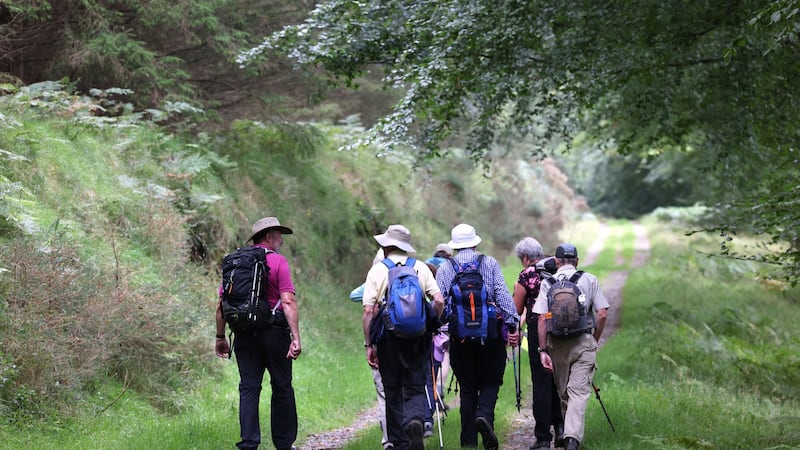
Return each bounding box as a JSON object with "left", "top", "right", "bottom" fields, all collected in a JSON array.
[
  {"left": 502, "top": 223, "right": 650, "bottom": 449},
  {"left": 298, "top": 223, "right": 650, "bottom": 449},
  {"left": 301, "top": 403, "right": 383, "bottom": 449}
]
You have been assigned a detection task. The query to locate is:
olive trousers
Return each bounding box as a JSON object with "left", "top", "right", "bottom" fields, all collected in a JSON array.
[{"left": 549, "top": 333, "right": 597, "bottom": 445}]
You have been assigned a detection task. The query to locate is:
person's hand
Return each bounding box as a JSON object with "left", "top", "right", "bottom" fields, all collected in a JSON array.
[
  {"left": 286, "top": 339, "right": 302, "bottom": 360},
  {"left": 540, "top": 351, "right": 553, "bottom": 372},
  {"left": 506, "top": 326, "right": 521, "bottom": 347},
  {"left": 366, "top": 345, "right": 379, "bottom": 369},
  {"left": 215, "top": 337, "right": 230, "bottom": 359}
]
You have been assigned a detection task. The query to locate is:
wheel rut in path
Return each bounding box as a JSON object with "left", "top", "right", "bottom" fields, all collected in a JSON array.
[{"left": 502, "top": 222, "right": 650, "bottom": 449}]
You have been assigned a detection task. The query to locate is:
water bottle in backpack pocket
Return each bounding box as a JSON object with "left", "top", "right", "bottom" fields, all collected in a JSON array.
[{"left": 486, "top": 301, "right": 501, "bottom": 340}]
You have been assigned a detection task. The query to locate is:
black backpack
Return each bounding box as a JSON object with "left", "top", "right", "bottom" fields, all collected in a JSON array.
[
  {"left": 220, "top": 246, "right": 279, "bottom": 333},
  {"left": 544, "top": 271, "right": 591, "bottom": 338}
]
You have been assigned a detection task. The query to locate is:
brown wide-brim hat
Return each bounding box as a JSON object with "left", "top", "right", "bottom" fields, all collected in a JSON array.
[
  {"left": 373, "top": 224, "right": 416, "bottom": 253},
  {"left": 248, "top": 217, "right": 293, "bottom": 242}
]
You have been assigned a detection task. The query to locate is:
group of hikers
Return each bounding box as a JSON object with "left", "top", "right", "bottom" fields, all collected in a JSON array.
[{"left": 215, "top": 217, "right": 609, "bottom": 450}]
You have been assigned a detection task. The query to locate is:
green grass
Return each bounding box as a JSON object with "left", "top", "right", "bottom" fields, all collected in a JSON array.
[{"left": 585, "top": 219, "right": 800, "bottom": 450}]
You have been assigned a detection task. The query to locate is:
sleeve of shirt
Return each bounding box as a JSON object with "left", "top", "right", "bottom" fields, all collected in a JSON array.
[
  {"left": 485, "top": 256, "right": 519, "bottom": 324},
  {"left": 414, "top": 260, "right": 440, "bottom": 297},
  {"left": 588, "top": 275, "right": 611, "bottom": 311},
  {"left": 362, "top": 263, "right": 385, "bottom": 308},
  {"left": 435, "top": 262, "right": 456, "bottom": 317},
  {"left": 531, "top": 279, "right": 550, "bottom": 314},
  {"left": 271, "top": 253, "right": 295, "bottom": 294}
]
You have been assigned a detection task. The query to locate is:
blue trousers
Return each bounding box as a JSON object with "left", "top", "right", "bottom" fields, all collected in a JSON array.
[{"left": 233, "top": 327, "right": 297, "bottom": 450}]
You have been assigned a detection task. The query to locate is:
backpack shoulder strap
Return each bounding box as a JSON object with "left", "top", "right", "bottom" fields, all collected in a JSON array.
[
  {"left": 405, "top": 257, "right": 417, "bottom": 268},
  {"left": 545, "top": 275, "right": 557, "bottom": 285},
  {"left": 382, "top": 258, "right": 396, "bottom": 269},
  {"left": 475, "top": 254, "right": 484, "bottom": 269},
  {"left": 569, "top": 270, "right": 584, "bottom": 283}
]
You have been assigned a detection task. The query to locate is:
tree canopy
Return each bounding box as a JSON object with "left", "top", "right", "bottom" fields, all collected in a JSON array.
[{"left": 247, "top": 0, "right": 800, "bottom": 283}]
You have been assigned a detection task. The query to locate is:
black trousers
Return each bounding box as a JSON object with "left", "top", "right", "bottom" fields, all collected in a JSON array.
[
  {"left": 233, "top": 327, "right": 297, "bottom": 450},
  {"left": 528, "top": 314, "right": 564, "bottom": 444},
  {"left": 449, "top": 337, "right": 507, "bottom": 447},
  {"left": 377, "top": 335, "right": 431, "bottom": 450}
]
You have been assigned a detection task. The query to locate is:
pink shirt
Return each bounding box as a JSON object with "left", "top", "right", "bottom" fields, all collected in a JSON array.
[{"left": 219, "top": 244, "right": 295, "bottom": 310}]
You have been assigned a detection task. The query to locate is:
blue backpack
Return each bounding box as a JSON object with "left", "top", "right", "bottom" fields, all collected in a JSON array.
[
  {"left": 380, "top": 257, "right": 427, "bottom": 338},
  {"left": 449, "top": 255, "right": 498, "bottom": 342}
]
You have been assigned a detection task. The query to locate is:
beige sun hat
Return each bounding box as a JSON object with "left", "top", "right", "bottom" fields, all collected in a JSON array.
[
  {"left": 448, "top": 223, "right": 481, "bottom": 249},
  {"left": 373, "top": 224, "right": 416, "bottom": 253},
  {"left": 248, "top": 217, "right": 293, "bottom": 242}
]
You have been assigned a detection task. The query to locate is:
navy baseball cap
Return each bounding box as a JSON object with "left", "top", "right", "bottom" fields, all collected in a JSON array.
[{"left": 555, "top": 243, "right": 578, "bottom": 259}]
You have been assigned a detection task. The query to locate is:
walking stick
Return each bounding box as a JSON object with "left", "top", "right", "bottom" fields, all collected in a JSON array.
[
  {"left": 592, "top": 382, "right": 616, "bottom": 434},
  {"left": 434, "top": 384, "right": 444, "bottom": 450},
  {"left": 511, "top": 322, "right": 521, "bottom": 412},
  {"left": 435, "top": 361, "right": 447, "bottom": 418},
  {"left": 431, "top": 356, "right": 444, "bottom": 450}
]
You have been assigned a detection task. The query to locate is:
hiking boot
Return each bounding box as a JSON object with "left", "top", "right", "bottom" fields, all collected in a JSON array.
[
  {"left": 530, "top": 440, "right": 551, "bottom": 449},
  {"left": 474, "top": 416, "right": 499, "bottom": 450},
  {"left": 424, "top": 421, "right": 434, "bottom": 438},
  {"left": 553, "top": 424, "right": 565, "bottom": 448},
  {"left": 405, "top": 419, "right": 424, "bottom": 450},
  {"left": 564, "top": 437, "right": 580, "bottom": 450}
]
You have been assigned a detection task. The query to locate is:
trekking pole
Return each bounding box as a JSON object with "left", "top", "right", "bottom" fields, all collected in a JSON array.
[
  {"left": 428, "top": 355, "right": 444, "bottom": 450},
  {"left": 516, "top": 331, "right": 522, "bottom": 411},
  {"left": 511, "top": 321, "right": 521, "bottom": 412},
  {"left": 434, "top": 380, "right": 444, "bottom": 450},
  {"left": 592, "top": 382, "right": 616, "bottom": 434},
  {"left": 435, "top": 361, "right": 447, "bottom": 418}
]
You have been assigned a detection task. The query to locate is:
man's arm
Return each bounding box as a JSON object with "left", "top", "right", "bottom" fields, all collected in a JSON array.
[
  {"left": 215, "top": 299, "right": 230, "bottom": 358},
  {"left": 430, "top": 292, "right": 444, "bottom": 318},
  {"left": 538, "top": 313, "right": 552, "bottom": 372},
  {"left": 363, "top": 305, "right": 378, "bottom": 369},
  {"left": 593, "top": 307, "right": 608, "bottom": 342},
  {"left": 281, "top": 291, "right": 302, "bottom": 359}
]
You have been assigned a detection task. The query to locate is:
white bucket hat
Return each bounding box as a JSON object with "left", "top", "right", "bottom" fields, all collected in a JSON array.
[
  {"left": 448, "top": 223, "right": 481, "bottom": 249},
  {"left": 373, "top": 224, "right": 416, "bottom": 253}
]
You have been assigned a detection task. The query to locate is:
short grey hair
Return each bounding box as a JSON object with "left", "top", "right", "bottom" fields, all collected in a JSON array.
[{"left": 514, "top": 237, "right": 544, "bottom": 260}]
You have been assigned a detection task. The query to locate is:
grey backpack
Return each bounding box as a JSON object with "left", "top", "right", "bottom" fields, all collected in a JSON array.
[{"left": 545, "top": 271, "right": 591, "bottom": 338}]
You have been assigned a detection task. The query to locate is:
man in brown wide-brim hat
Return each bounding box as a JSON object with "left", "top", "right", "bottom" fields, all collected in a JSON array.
[{"left": 215, "top": 216, "right": 301, "bottom": 450}]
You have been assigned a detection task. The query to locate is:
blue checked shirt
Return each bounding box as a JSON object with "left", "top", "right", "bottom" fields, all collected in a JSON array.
[{"left": 435, "top": 248, "right": 519, "bottom": 326}]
